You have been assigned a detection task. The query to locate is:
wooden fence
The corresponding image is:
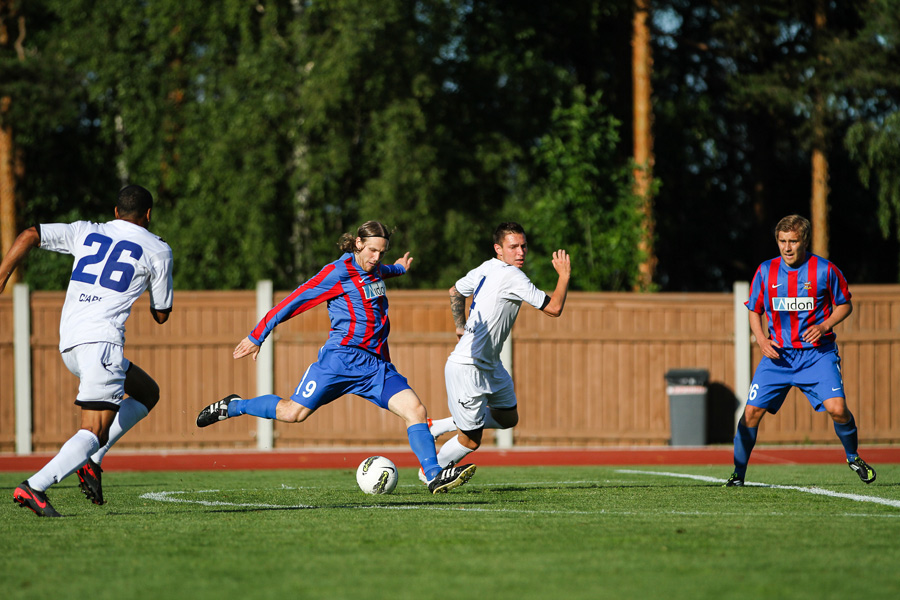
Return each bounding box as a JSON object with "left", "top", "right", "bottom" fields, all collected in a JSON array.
[{"left": 1, "top": 285, "right": 899, "bottom": 453}]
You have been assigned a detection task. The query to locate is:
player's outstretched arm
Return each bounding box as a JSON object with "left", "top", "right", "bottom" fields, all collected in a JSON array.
[
  {"left": 541, "top": 249, "right": 571, "bottom": 318},
  {"left": 233, "top": 336, "right": 261, "bottom": 361},
  {"left": 393, "top": 252, "right": 413, "bottom": 271},
  {"left": 0, "top": 227, "right": 40, "bottom": 294}
]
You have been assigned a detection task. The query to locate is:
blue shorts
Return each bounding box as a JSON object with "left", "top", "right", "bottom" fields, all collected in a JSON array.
[
  {"left": 289, "top": 345, "right": 411, "bottom": 411},
  {"left": 747, "top": 342, "right": 845, "bottom": 414}
]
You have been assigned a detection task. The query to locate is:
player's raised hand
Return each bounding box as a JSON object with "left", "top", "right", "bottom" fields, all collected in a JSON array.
[
  {"left": 552, "top": 249, "right": 571, "bottom": 277},
  {"left": 233, "top": 336, "right": 261, "bottom": 361},
  {"left": 394, "top": 252, "right": 413, "bottom": 271}
]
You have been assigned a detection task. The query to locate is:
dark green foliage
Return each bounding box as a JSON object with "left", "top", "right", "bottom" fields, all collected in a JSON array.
[{"left": 3, "top": 0, "right": 899, "bottom": 291}]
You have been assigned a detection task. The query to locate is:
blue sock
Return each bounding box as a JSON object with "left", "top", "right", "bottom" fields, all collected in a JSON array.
[
  {"left": 227, "top": 394, "right": 280, "bottom": 420},
  {"left": 407, "top": 423, "right": 441, "bottom": 480},
  {"left": 733, "top": 421, "right": 758, "bottom": 478},
  {"left": 834, "top": 413, "right": 859, "bottom": 461}
]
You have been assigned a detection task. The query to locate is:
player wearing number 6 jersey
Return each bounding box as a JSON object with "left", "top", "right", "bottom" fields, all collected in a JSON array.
[
  {"left": 425, "top": 222, "right": 571, "bottom": 476},
  {"left": 725, "top": 214, "right": 876, "bottom": 488},
  {"left": 196, "top": 221, "right": 476, "bottom": 494},
  {"left": 1, "top": 185, "right": 173, "bottom": 516}
]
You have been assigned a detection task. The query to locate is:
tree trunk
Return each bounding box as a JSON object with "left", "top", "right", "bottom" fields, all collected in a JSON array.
[
  {"left": 0, "top": 1, "right": 23, "bottom": 292},
  {"left": 810, "top": 0, "right": 830, "bottom": 258},
  {"left": 632, "top": 0, "right": 656, "bottom": 290},
  {"left": 811, "top": 147, "right": 829, "bottom": 257}
]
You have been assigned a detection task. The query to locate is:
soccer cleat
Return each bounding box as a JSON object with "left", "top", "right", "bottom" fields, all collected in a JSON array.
[
  {"left": 197, "top": 394, "right": 240, "bottom": 427},
  {"left": 76, "top": 458, "right": 106, "bottom": 505},
  {"left": 428, "top": 463, "right": 476, "bottom": 494},
  {"left": 723, "top": 473, "right": 744, "bottom": 487},
  {"left": 848, "top": 457, "right": 876, "bottom": 484},
  {"left": 13, "top": 481, "right": 62, "bottom": 517},
  {"left": 418, "top": 468, "right": 429, "bottom": 485}
]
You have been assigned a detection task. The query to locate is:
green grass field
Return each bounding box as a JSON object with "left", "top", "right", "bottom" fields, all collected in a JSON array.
[{"left": 2, "top": 464, "right": 899, "bottom": 600}]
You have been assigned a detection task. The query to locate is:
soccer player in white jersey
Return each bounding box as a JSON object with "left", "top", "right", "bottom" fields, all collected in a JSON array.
[
  {"left": 0, "top": 185, "right": 173, "bottom": 517},
  {"left": 424, "top": 222, "right": 570, "bottom": 476}
]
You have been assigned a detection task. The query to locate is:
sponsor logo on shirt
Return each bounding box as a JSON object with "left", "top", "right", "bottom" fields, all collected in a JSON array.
[
  {"left": 362, "top": 280, "right": 386, "bottom": 300},
  {"left": 771, "top": 296, "right": 815, "bottom": 312},
  {"left": 79, "top": 294, "right": 103, "bottom": 303}
]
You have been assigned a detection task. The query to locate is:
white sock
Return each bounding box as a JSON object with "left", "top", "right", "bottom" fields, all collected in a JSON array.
[
  {"left": 28, "top": 430, "right": 100, "bottom": 491},
  {"left": 436, "top": 435, "right": 474, "bottom": 468},
  {"left": 429, "top": 417, "right": 457, "bottom": 438},
  {"left": 91, "top": 397, "right": 150, "bottom": 464}
]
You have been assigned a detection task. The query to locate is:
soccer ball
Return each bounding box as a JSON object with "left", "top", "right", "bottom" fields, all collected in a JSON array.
[{"left": 356, "top": 456, "right": 399, "bottom": 495}]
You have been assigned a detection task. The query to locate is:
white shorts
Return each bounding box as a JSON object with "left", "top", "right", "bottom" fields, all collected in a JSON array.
[
  {"left": 61, "top": 342, "right": 131, "bottom": 409},
  {"left": 444, "top": 359, "right": 517, "bottom": 432}
]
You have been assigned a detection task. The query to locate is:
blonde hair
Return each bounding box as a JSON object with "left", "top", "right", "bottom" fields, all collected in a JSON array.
[{"left": 774, "top": 215, "right": 811, "bottom": 247}]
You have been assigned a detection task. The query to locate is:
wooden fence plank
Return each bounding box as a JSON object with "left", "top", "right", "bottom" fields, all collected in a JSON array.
[{"left": 1, "top": 285, "right": 898, "bottom": 452}]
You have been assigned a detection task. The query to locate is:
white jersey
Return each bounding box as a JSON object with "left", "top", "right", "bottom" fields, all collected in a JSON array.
[
  {"left": 40, "top": 220, "right": 174, "bottom": 351},
  {"left": 449, "top": 258, "right": 547, "bottom": 369}
]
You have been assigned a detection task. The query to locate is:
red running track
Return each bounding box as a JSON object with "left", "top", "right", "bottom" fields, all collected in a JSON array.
[{"left": 1, "top": 445, "right": 898, "bottom": 472}]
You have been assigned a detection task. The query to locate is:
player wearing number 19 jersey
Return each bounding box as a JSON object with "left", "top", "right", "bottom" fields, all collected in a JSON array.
[
  {"left": 1, "top": 185, "right": 173, "bottom": 516},
  {"left": 725, "top": 214, "right": 875, "bottom": 488},
  {"left": 197, "top": 221, "right": 477, "bottom": 494}
]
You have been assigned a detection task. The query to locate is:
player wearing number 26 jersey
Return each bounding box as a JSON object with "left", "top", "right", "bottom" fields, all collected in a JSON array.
[
  {"left": 725, "top": 214, "right": 875, "bottom": 488},
  {"left": 2, "top": 185, "right": 174, "bottom": 516},
  {"left": 40, "top": 219, "right": 173, "bottom": 352}
]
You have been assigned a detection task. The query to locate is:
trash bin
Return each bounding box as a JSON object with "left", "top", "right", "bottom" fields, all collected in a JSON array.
[{"left": 665, "top": 368, "right": 709, "bottom": 446}]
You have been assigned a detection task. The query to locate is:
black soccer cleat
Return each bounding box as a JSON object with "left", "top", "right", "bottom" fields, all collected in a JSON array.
[
  {"left": 428, "top": 464, "right": 476, "bottom": 494},
  {"left": 723, "top": 472, "right": 744, "bottom": 487},
  {"left": 197, "top": 394, "right": 240, "bottom": 427},
  {"left": 13, "top": 481, "right": 62, "bottom": 517},
  {"left": 848, "top": 456, "right": 876, "bottom": 484},
  {"left": 76, "top": 458, "right": 106, "bottom": 505}
]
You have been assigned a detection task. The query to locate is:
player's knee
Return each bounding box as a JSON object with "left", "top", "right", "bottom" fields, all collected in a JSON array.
[
  {"left": 743, "top": 405, "right": 766, "bottom": 426},
  {"left": 125, "top": 367, "right": 160, "bottom": 411},
  {"left": 490, "top": 407, "right": 518, "bottom": 429},
  {"left": 283, "top": 401, "right": 313, "bottom": 423},
  {"left": 133, "top": 383, "right": 160, "bottom": 411},
  {"left": 459, "top": 428, "right": 483, "bottom": 450}
]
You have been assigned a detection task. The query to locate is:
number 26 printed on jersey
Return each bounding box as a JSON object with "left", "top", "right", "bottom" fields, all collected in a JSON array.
[{"left": 71, "top": 233, "right": 144, "bottom": 292}]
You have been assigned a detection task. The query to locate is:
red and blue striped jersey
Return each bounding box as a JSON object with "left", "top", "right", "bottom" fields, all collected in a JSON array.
[
  {"left": 745, "top": 253, "right": 851, "bottom": 349},
  {"left": 249, "top": 253, "right": 406, "bottom": 360}
]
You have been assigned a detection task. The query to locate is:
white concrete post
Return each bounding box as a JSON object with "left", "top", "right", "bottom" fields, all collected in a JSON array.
[
  {"left": 256, "top": 280, "right": 275, "bottom": 450},
  {"left": 733, "top": 281, "right": 751, "bottom": 431},
  {"left": 14, "top": 283, "right": 33, "bottom": 455},
  {"left": 495, "top": 335, "right": 514, "bottom": 448}
]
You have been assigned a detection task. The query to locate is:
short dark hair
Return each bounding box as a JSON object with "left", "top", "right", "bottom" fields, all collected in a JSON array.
[
  {"left": 493, "top": 222, "right": 526, "bottom": 246},
  {"left": 117, "top": 185, "right": 153, "bottom": 218}
]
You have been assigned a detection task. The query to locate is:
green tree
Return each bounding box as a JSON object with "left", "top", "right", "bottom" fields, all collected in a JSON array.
[{"left": 513, "top": 88, "right": 643, "bottom": 291}]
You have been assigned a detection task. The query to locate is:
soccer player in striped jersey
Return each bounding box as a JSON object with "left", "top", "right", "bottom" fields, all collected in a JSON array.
[
  {"left": 196, "top": 221, "right": 475, "bottom": 494},
  {"left": 725, "top": 214, "right": 876, "bottom": 487},
  {"left": 2, "top": 185, "right": 174, "bottom": 516},
  {"left": 424, "top": 222, "right": 571, "bottom": 478}
]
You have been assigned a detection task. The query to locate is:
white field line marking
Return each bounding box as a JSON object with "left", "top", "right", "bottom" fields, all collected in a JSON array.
[
  {"left": 617, "top": 469, "right": 900, "bottom": 509},
  {"left": 140, "top": 480, "right": 900, "bottom": 517},
  {"left": 141, "top": 489, "right": 316, "bottom": 509}
]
